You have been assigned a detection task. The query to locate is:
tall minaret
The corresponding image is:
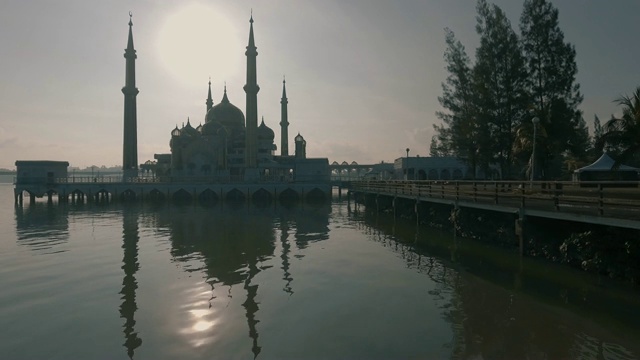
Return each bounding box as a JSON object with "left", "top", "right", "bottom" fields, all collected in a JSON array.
[
  {"left": 206, "top": 78, "right": 213, "bottom": 113},
  {"left": 244, "top": 13, "right": 260, "bottom": 169},
  {"left": 122, "top": 12, "right": 139, "bottom": 179},
  {"left": 280, "top": 77, "right": 289, "bottom": 156}
]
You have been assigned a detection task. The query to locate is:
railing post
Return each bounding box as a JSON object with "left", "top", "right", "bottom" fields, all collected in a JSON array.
[
  {"left": 441, "top": 183, "right": 445, "bottom": 199},
  {"left": 554, "top": 182, "right": 561, "bottom": 211},
  {"left": 494, "top": 182, "right": 498, "bottom": 204},
  {"left": 455, "top": 181, "right": 459, "bottom": 201},
  {"left": 473, "top": 182, "right": 477, "bottom": 203},
  {"left": 521, "top": 182, "right": 526, "bottom": 207}
]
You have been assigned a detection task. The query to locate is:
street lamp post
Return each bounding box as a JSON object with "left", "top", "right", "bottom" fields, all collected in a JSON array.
[
  {"left": 531, "top": 117, "right": 540, "bottom": 187},
  {"left": 405, "top": 148, "right": 410, "bottom": 180}
]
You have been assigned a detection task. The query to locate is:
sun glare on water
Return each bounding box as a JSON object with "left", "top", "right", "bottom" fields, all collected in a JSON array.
[{"left": 156, "top": 3, "right": 243, "bottom": 86}]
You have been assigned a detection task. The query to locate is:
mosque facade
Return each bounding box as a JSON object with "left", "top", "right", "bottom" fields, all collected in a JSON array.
[{"left": 147, "top": 15, "right": 329, "bottom": 183}]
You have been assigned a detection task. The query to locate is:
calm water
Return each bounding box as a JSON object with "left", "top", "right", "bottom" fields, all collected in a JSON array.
[{"left": 1, "top": 182, "right": 639, "bottom": 359}]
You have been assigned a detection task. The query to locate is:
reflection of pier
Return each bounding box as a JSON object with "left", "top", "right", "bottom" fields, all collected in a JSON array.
[{"left": 356, "top": 207, "right": 640, "bottom": 360}]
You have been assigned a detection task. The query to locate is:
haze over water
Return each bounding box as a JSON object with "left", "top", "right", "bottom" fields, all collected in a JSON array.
[{"left": 1, "top": 182, "right": 639, "bottom": 359}]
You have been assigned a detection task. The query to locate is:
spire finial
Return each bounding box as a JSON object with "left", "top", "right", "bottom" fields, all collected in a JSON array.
[
  {"left": 206, "top": 77, "right": 213, "bottom": 110},
  {"left": 250, "top": 9, "right": 253, "bottom": 23},
  {"left": 125, "top": 12, "right": 135, "bottom": 52},
  {"left": 221, "top": 81, "right": 229, "bottom": 103},
  {"left": 281, "top": 76, "right": 288, "bottom": 100}
]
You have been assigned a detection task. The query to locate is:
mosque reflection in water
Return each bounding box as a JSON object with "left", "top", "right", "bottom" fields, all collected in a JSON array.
[{"left": 140, "top": 201, "right": 329, "bottom": 358}]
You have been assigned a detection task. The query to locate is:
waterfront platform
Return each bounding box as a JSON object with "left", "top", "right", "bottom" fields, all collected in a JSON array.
[{"left": 14, "top": 176, "right": 331, "bottom": 204}]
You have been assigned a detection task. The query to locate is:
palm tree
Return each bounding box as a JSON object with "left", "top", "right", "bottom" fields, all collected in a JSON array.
[{"left": 596, "top": 87, "right": 640, "bottom": 167}]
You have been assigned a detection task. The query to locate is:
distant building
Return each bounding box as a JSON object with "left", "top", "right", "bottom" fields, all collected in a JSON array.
[
  {"left": 363, "top": 163, "right": 395, "bottom": 180},
  {"left": 394, "top": 156, "right": 500, "bottom": 180},
  {"left": 15, "top": 161, "right": 69, "bottom": 185}
]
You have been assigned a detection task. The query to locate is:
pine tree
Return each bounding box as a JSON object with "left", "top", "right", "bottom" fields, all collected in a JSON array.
[
  {"left": 474, "top": 0, "right": 529, "bottom": 178},
  {"left": 520, "top": 0, "right": 588, "bottom": 179},
  {"left": 434, "top": 28, "right": 481, "bottom": 177}
]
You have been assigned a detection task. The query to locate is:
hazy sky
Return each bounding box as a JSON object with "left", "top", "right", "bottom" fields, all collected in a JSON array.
[{"left": 1, "top": 0, "right": 638, "bottom": 169}]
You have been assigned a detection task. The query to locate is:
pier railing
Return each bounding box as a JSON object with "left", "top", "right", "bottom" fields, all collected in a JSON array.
[{"left": 350, "top": 180, "right": 640, "bottom": 220}]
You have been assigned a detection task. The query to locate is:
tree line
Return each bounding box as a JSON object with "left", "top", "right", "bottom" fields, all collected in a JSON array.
[{"left": 430, "top": 0, "right": 639, "bottom": 180}]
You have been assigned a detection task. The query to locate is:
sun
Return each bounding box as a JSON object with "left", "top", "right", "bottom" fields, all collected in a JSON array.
[{"left": 156, "top": 3, "right": 243, "bottom": 87}]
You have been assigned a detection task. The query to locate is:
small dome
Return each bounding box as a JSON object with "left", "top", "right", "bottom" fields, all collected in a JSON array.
[
  {"left": 258, "top": 118, "right": 274, "bottom": 140},
  {"left": 295, "top": 133, "right": 305, "bottom": 142},
  {"left": 171, "top": 125, "right": 181, "bottom": 137},
  {"left": 205, "top": 88, "right": 245, "bottom": 129},
  {"left": 181, "top": 119, "right": 199, "bottom": 137}
]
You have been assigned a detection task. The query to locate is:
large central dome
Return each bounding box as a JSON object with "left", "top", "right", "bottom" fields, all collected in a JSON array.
[{"left": 205, "top": 89, "right": 245, "bottom": 128}]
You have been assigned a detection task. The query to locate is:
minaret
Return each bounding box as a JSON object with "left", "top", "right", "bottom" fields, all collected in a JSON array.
[
  {"left": 244, "top": 13, "right": 260, "bottom": 169},
  {"left": 122, "top": 12, "right": 139, "bottom": 180},
  {"left": 280, "top": 77, "right": 289, "bottom": 156},
  {"left": 206, "top": 77, "right": 213, "bottom": 112}
]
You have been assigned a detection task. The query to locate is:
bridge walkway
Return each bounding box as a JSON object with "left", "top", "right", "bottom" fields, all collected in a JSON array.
[{"left": 350, "top": 180, "right": 640, "bottom": 230}]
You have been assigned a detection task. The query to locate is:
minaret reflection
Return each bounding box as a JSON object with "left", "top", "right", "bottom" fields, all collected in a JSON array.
[
  {"left": 279, "top": 218, "right": 293, "bottom": 296},
  {"left": 243, "top": 254, "right": 261, "bottom": 358},
  {"left": 120, "top": 208, "right": 142, "bottom": 358}
]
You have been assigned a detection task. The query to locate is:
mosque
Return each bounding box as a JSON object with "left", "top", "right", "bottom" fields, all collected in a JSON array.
[
  {"left": 138, "top": 14, "right": 329, "bottom": 182},
  {"left": 13, "top": 13, "right": 330, "bottom": 205}
]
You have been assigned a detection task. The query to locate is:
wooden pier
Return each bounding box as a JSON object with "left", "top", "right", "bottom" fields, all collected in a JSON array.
[{"left": 349, "top": 180, "right": 640, "bottom": 233}]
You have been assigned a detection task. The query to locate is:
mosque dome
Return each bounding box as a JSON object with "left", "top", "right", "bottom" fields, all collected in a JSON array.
[
  {"left": 200, "top": 120, "right": 222, "bottom": 136},
  {"left": 205, "top": 88, "right": 245, "bottom": 129},
  {"left": 257, "top": 117, "right": 274, "bottom": 140}
]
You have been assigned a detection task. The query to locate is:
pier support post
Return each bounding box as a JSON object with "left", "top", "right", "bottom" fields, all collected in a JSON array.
[
  {"left": 516, "top": 208, "right": 525, "bottom": 257},
  {"left": 392, "top": 197, "right": 397, "bottom": 219},
  {"left": 451, "top": 202, "right": 460, "bottom": 239}
]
